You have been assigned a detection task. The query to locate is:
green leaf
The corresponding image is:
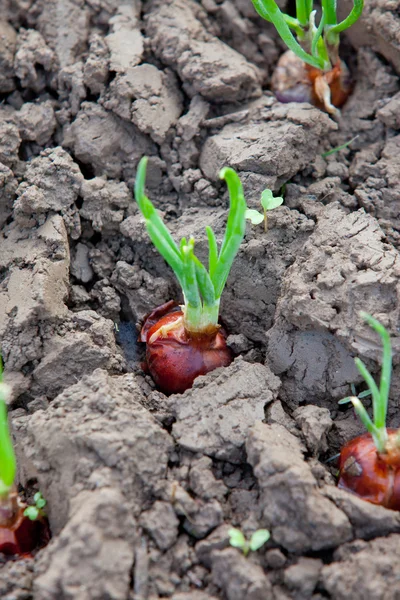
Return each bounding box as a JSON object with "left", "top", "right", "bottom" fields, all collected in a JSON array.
[
  {"left": 206, "top": 226, "right": 218, "bottom": 280},
  {"left": 338, "top": 387, "right": 371, "bottom": 405},
  {"left": 251, "top": 0, "right": 327, "bottom": 70},
  {"left": 338, "top": 396, "right": 352, "bottom": 405},
  {"left": 295, "top": 0, "right": 309, "bottom": 27},
  {"left": 321, "top": 136, "right": 359, "bottom": 157},
  {"left": 213, "top": 168, "right": 247, "bottom": 299},
  {"left": 245, "top": 209, "right": 264, "bottom": 225},
  {"left": 349, "top": 396, "right": 387, "bottom": 453},
  {"left": 24, "top": 506, "right": 39, "bottom": 521},
  {"left": 354, "top": 358, "right": 383, "bottom": 433},
  {"left": 146, "top": 222, "right": 185, "bottom": 290},
  {"left": 135, "top": 157, "right": 182, "bottom": 263},
  {"left": 321, "top": 0, "right": 337, "bottom": 26},
  {"left": 283, "top": 14, "right": 304, "bottom": 37},
  {"left": 228, "top": 528, "right": 246, "bottom": 549},
  {"left": 327, "top": 0, "right": 363, "bottom": 36},
  {"left": 193, "top": 255, "right": 216, "bottom": 306},
  {"left": 0, "top": 395, "right": 16, "bottom": 490},
  {"left": 181, "top": 239, "right": 201, "bottom": 309},
  {"left": 311, "top": 9, "right": 326, "bottom": 58},
  {"left": 359, "top": 312, "right": 391, "bottom": 431},
  {"left": 249, "top": 529, "right": 270, "bottom": 551},
  {"left": 34, "top": 492, "right": 46, "bottom": 509},
  {"left": 261, "top": 190, "right": 284, "bottom": 211}
]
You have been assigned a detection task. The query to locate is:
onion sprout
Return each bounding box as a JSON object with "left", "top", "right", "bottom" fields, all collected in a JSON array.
[
  {"left": 344, "top": 312, "right": 392, "bottom": 453},
  {"left": 135, "top": 157, "right": 247, "bottom": 334}
]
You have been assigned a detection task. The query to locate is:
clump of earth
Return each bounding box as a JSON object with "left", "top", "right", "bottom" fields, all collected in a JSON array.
[{"left": 1, "top": 0, "right": 400, "bottom": 598}]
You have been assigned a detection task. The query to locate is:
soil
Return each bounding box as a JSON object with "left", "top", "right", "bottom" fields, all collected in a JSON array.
[{"left": 1, "top": 0, "right": 400, "bottom": 598}]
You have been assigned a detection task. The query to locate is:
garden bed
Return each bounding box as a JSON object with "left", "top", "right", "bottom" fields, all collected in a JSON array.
[{"left": 1, "top": 0, "right": 400, "bottom": 598}]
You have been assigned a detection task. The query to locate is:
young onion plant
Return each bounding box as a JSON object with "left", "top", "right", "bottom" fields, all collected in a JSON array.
[
  {"left": 252, "top": 0, "right": 364, "bottom": 113},
  {"left": 338, "top": 313, "right": 400, "bottom": 509},
  {"left": 0, "top": 362, "right": 48, "bottom": 554},
  {"left": 135, "top": 157, "right": 247, "bottom": 394}
]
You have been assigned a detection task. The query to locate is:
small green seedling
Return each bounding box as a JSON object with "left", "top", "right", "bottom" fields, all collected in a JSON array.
[
  {"left": 245, "top": 189, "right": 284, "bottom": 232},
  {"left": 228, "top": 528, "right": 270, "bottom": 557},
  {"left": 339, "top": 312, "right": 392, "bottom": 453},
  {"left": 24, "top": 491, "right": 47, "bottom": 521},
  {"left": 339, "top": 382, "right": 371, "bottom": 405}
]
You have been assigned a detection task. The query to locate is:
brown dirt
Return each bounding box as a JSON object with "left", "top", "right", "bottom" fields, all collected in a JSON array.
[{"left": 1, "top": 0, "right": 400, "bottom": 598}]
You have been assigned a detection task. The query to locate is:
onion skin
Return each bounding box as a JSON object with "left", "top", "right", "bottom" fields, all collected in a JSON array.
[
  {"left": 271, "top": 50, "right": 352, "bottom": 112},
  {"left": 140, "top": 302, "right": 233, "bottom": 395},
  {"left": 338, "top": 430, "right": 400, "bottom": 510}
]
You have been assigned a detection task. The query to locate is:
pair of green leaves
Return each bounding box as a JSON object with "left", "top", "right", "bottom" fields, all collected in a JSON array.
[
  {"left": 245, "top": 189, "right": 284, "bottom": 228},
  {"left": 24, "top": 491, "right": 47, "bottom": 521},
  {"left": 229, "top": 527, "right": 270, "bottom": 556}
]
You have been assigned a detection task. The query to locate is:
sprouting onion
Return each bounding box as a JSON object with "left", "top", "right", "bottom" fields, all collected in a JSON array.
[
  {"left": 337, "top": 313, "right": 400, "bottom": 509},
  {"left": 341, "top": 312, "right": 392, "bottom": 453}
]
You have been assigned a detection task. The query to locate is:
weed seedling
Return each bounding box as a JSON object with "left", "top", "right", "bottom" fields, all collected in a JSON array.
[
  {"left": 338, "top": 382, "right": 371, "bottom": 406},
  {"left": 245, "top": 189, "right": 284, "bottom": 232},
  {"left": 24, "top": 492, "right": 47, "bottom": 521},
  {"left": 337, "top": 312, "right": 400, "bottom": 509},
  {"left": 321, "top": 135, "right": 359, "bottom": 158},
  {"left": 0, "top": 362, "right": 49, "bottom": 555},
  {"left": 229, "top": 528, "right": 270, "bottom": 556},
  {"left": 135, "top": 157, "right": 247, "bottom": 394},
  {"left": 251, "top": 0, "right": 364, "bottom": 113}
]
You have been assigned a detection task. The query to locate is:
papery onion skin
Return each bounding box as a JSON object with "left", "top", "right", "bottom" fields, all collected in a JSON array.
[
  {"left": 271, "top": 50, "right": 352, "bottom": 111},
  {"left": 140, "top": 302, "right": 233, "bottom": 395},
  {"left": 338, "top": 430, "right": 400, "bottom": 510}
]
